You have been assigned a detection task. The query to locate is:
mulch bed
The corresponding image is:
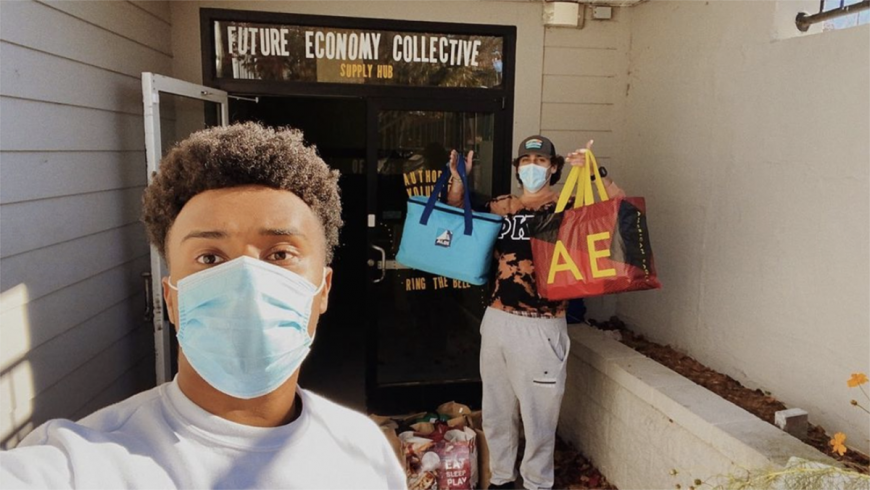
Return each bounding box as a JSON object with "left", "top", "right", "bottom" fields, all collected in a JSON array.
[
  {"left": 554, "top": 436, "right": 618, "bottom": 489},
  {"left": 588, "top": 317, "right": 870, "bottom": 475}
]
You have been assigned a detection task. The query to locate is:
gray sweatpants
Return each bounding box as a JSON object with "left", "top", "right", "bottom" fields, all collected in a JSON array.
[{"left": 480, "top": 307, "right": 570, "bottom": 490}]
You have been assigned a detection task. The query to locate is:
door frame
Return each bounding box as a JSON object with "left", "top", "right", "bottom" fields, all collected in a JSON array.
[
  {"left": 141, "top": 73, "right": 229, "bottom": 384},
  {"left": 363, "top": 96, "right": 510, "bottom": 413}
]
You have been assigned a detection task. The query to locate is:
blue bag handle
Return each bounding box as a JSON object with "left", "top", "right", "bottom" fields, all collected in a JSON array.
[{"left": 420, "top": 155, "right": 473, "bottom": 235}]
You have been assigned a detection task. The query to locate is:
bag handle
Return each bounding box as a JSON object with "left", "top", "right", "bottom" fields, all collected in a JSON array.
[
  {"left": 420, "top": 155, "right": 474, "bottom": 235},
  {"left": 555, "top": 149, "right": 609, "bottom": 213}
]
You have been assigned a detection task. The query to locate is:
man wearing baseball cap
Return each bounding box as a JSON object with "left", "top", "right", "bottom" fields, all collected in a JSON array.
[{"left": 447, "top": 136, "right": 623, "bottom": 490}]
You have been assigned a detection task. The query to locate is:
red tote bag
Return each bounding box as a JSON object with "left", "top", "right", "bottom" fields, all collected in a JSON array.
[{"left": 529, "top": 151, "right": 662, "bottom": 300}]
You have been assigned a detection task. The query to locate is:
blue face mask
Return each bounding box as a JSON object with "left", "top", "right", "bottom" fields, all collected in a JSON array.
[
  {"left": 518, "top": 164, "right": 551, "bottom": 192},
  {"left": 168, "top": 256, "right": 325, "bottom": 399}
]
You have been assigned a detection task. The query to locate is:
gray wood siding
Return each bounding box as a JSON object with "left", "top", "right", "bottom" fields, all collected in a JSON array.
[
  {"left": 0, "top": 152, "right": 146, "bottom": 204},
  {"left": 0, "top": 0, "right": 170, "bottom": 448}
]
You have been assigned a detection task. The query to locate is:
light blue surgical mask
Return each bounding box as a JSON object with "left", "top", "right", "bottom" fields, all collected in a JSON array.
[
  {"left": 518, "top": 164, "right": 551, "bottom": 192},
  {"left": 168, "top": 256, "right": 325, "bottom": 399}
]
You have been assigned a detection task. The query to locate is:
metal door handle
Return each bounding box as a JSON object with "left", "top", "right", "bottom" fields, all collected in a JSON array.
[
  {"left": 371, "top": 245, "right": 386, "bottom": 283},
  {"left": 142, "top": 272, "right": 153, "bottom": 321}
]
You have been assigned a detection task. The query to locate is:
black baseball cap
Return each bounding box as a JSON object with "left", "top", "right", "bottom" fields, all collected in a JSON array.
[{"left": 517, "top": 135, "right": 556, "bottom": 158}]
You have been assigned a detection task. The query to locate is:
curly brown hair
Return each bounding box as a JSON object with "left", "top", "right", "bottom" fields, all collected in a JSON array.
[
  {"left": 141, "top": 122, "right": 343, "bottom": 264},
  {"left": 512, "top": 155, "right": 566, "bottom": 188}
]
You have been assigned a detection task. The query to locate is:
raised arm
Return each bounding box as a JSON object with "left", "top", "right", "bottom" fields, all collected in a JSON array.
[
  {"left": 446, "top": 149, "right": 474, "bottom": 208},
  {"left": 566, "top": 140, "right": 626, "bottom": 200},
  {"left": 602, "top": 176, "right": 625, "bottom": 199}
]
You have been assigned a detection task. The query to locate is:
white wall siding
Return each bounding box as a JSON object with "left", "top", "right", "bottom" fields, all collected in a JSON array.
[
  {"left": 541, "top": 103, "right": 615, "bottom": 131},
  {"left": 540, "top": 8, "right": 631, "bottom": 164},
  {"left": 543, "top": 75, "right": 616, "bottom": 104},
  {"left": 0, "top": 0, "right": 170, "bottom": 448}
]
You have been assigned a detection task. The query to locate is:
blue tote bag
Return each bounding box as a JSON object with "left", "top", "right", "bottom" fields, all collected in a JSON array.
[{"left": 396, "top": 156, "right": 502, "bottom": 285}]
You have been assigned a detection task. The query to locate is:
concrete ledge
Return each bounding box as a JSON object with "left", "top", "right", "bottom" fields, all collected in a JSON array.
[{"left": 558, "top": 324, "right": 836, "bottom": 489}]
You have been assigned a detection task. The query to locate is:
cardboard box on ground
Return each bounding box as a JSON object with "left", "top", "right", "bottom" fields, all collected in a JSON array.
[{"left": 371, "top": 401, "right": 492, "bottom": 490}]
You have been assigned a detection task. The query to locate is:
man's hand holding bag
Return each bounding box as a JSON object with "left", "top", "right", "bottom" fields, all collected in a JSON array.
[
  {"left": 528, "top": 149, "right": 662, "bottom": 300},
  {"left": 396, "top": 155, "right": 502, "bottom": 286}
]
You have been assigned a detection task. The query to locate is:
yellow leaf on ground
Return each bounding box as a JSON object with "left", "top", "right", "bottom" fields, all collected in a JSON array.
[{"left": 829, "top": 432, "right": 848, "bottom": 456}]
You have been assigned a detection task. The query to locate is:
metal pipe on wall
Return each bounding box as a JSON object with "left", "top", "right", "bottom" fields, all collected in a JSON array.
[{"left": 796, "top": 0, "right": 870, "bottom": 32}]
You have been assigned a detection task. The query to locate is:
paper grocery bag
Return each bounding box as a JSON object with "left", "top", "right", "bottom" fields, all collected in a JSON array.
[
  {"left": 467, "top": 411, "right": 491, "bottom": 489},
  {"left": 439, "top": 428, "right": 478, "bottom": 490},
  {"left": 370, "top": 414, "right": 404, "bottom": 470},
  {"left": 437, "top": 401, "right": 472, "bottom": 419}
]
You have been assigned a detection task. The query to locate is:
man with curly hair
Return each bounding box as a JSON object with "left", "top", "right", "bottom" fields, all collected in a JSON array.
[{"left": 0, "top": 122, "right": 406, "bottom": 489}]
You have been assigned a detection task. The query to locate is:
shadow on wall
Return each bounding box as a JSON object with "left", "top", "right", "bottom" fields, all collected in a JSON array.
[
  {"left": 0, "top": 156, "right": 160, "bottom": 448},
  {"left": 1, "top": 284, "right": 36, "bottom": 448},
  {"left": 0, "top": 278, "right": 156, "bottom": 449}
]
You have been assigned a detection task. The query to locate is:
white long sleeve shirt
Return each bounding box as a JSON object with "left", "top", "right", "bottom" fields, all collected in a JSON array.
[{"left": 0, "top": 380, "right": 406, "bottom": 489}]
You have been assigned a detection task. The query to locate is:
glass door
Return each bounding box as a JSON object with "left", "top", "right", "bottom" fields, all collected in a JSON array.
[
  {"left": 365, "top": 98, "right": 507, "bottom": 413},
  {"left": 141, "top": 73, "right": 228, "bottom": 384}
]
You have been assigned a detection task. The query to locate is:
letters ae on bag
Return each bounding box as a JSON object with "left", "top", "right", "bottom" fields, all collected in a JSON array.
[
  {"left": 527, "top": 149, "right": 661, "bottom": 300},
  {"left": 529, "top": 198, "right": 661, "bottom": 300},
  {"left": 547, "top": 232, "right": 617, "bottom": 284}
]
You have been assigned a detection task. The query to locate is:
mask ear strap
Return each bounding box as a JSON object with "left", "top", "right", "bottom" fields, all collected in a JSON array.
[
  {"left": 308, "top": 269, "right": 329, "bottom": 343},
  {"left": 312, "top": 269, "right": 327, "bottom": 295},
  {"left": 167, "top": 278, "right": 178, "bottom": 291}
]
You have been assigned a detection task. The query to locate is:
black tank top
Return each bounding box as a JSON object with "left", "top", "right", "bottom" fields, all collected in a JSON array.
[{"left": 486, "top": 195, "right": 567, "bottom": 318}]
